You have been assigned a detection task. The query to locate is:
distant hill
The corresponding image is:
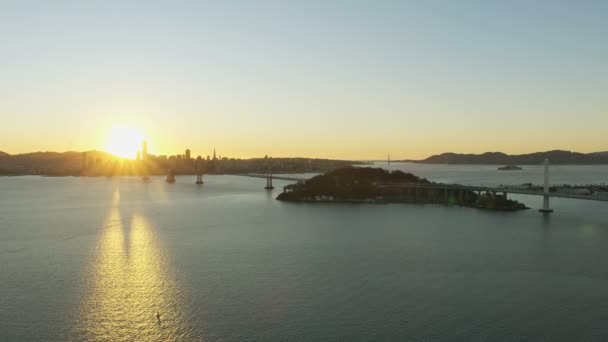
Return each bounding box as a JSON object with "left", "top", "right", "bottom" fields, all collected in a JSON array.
[
  {"left": 0, "top": 151, "right": 9, "bottom": 157},
  {"left": 0, "top": 151, "right": 113, "bottom": 175},
  {"left": 0, "top": 151, "right": 357, "bottom": 176},
  {"left": 414, "top": 150, "right": 608, "bottom": 165},
  {"left": 590, "top": 151, "right": 608, "bottom": 158}
]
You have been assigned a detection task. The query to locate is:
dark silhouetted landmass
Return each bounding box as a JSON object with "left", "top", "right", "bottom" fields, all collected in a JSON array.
[
  {"left": 277, "top": 167, "right": 527, "bottom": 211},
  {"left": 412, "top": 150, "right": 608, "bottom": 165},
  {"left": 0, "top": 151, "right": 114, "bottom": 176},
  {"left": 0, "top": 151, "right": 8, "bottom": 157},
  {"left": 0, "top": 151, "right": 356, "bottom": 176},
  {"left": 498, "top": 165, "right": 522, "bottom": 171}
]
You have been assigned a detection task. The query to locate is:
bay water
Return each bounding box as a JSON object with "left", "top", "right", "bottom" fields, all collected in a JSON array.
[{"left": 1, "top": 163, "right": 608, "bottom": 341}]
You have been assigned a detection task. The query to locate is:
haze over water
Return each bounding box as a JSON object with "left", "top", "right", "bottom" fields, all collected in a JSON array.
[{"left": 2, "top": 163, "right": 608, "bottom": 341}]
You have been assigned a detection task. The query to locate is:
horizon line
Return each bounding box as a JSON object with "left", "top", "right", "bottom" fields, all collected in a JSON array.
[{"left": 1, "top": 148, "right": 607, "bottom": 162}]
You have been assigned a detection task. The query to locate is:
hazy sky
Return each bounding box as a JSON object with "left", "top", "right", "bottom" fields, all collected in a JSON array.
[{"left": 1, "top": 0, "right": 606, "bottom": 159}]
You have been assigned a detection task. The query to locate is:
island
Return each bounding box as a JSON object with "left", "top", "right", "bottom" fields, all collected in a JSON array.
[
  {"left": 277, "top": 167, "right": 528, "bottom": 211},
  {"left": 498, "top": 165, "right": 522, "bottom": 171}
]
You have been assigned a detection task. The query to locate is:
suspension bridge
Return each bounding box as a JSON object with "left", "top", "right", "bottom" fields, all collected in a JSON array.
[{"left": 178, "top": 158, "right": 607, "bottom": 213}]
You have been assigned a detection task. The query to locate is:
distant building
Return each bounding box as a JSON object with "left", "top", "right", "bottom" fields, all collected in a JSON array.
[
  {"left": 142, "top": 141, "right": 148, "bottom": 160},
  {"left": 185, "top": 149, "right": 191, "bottom": 160},
  {"left": 209, "top": 149, "right": 218, "bottom": 173},
  {"left": 136, "top": 151, "right": 141, "bottom": 161},
  {"left": 196, "top": 155, "right": 203, "bottom": 171},
  {"left": 82, "top": 152, "right": 88, "bottom": 172}
]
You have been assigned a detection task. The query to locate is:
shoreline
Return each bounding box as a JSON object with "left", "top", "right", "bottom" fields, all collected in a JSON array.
[{"left": 277, "top": 198, "right": 530, "bottom": 211}]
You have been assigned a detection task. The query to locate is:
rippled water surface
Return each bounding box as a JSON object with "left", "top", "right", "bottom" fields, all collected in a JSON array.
[{"left": 1, "top": 164, "right": 608, "bottom": 341}]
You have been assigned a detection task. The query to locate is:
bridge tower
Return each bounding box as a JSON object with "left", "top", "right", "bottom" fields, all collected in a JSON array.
[
  {"left": 265, "top": 156, "right": 274, "bottom": 190},
  {"left": 539, "top": 158, "right": 553, "bottom": 213},
  {"left": 195, "top": 156, "right": 204, "bottom": 185}
]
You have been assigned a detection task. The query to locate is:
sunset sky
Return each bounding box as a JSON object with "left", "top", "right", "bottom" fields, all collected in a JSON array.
[{"left": 1, "top": 1, "right": 606, "bottom": 160}]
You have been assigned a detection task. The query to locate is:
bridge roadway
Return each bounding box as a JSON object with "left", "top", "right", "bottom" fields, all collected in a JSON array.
[
  {"left": 235, "top": 174, "right": 608, "bottom": 202},
  {"left": 233, "top": 173, "right": 306, "bottom": 182},
  {"left": 378, "top": 183, "right": 608, "bottom": 202}
]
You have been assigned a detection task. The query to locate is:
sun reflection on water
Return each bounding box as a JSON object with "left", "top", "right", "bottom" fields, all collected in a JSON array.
[{"left": 74, "top": 208, "right": 196, "bottom": 341}]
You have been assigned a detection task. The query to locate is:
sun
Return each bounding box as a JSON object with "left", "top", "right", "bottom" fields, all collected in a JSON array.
[{"left": 105, "top": 126, "right": 144, "bottom": 159}]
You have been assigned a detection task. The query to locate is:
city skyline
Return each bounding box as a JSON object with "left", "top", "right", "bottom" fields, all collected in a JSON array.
[{"left": 1, "top": 1, "right": 607, "bottom": 159}]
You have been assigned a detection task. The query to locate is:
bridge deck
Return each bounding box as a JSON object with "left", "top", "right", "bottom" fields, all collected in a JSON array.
[
  {"left": 232, "top": 173, "right": 608, "bottom": 202},
  {"left": 379, "top": 183, "right": 608, "bottom": 202},
  {"left": 235, "top": 174, "right": 306, "bottom": 182}
]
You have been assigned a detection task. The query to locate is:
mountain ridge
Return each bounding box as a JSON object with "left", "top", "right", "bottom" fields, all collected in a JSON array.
[
  {"left": 411, "top": 150, "right": 608, "bottom": 165},
  {"left": 0, "top": 150, "right": 114, "bottom": 175}
]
